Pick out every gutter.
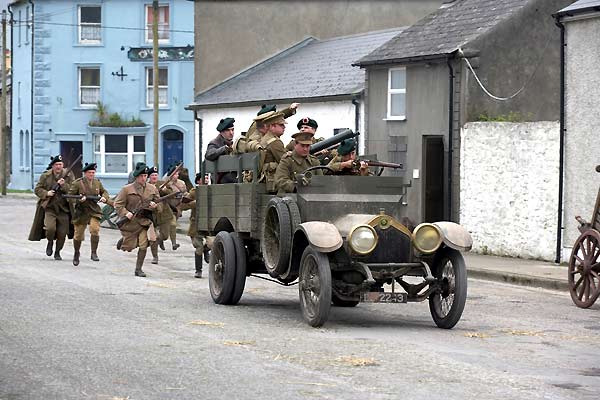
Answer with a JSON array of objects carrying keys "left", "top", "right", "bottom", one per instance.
[
  {"left": 351, "top": 96, "right": 360, "bottom": 156},
  {"left": 186, "top": 93, "right": 359, "bottom": 111},
  {"left": 554, "top": 15, "right": 566, "bottom": 264},
  {"left": 7, "top": 3, "right": 13, "bottom": 182},
  {"left": 353, "top": 53, "right": 449, "bottom": 68}
]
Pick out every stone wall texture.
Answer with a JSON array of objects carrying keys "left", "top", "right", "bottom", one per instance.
[{"left": 460, "top": 121, "right": 560, "bottom": 261}]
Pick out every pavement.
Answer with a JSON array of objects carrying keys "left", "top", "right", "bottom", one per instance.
[{"left": 5, "top": 192, "right": 571, "bottom": 293}]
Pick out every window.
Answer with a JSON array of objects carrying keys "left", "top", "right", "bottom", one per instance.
[
  {"left": 145, "top": 4, "right": 170, "bottom": 43},
  {"left": 19, "top": 130, "right": 30, "bottom": 170},
  {"left": 79, "top": 67, "right": 100, "bottom": 106},
  {"left": 25, "top": 6, "right": 30, "bottom": 45},
  {"left": 146, "top": 67, "right": 168, "bottom": 107},
  {"left": 17, "top": 10, "right": 21, "bottom": 46},
  {"left": 94, "top": 134, "right": 146, "bottom": 174},
  {"left": 78, "top": 5, "right": 101, "bottom": 43},
  {"left": 387, "top": 67, "right": 406, "bottom": 119}
]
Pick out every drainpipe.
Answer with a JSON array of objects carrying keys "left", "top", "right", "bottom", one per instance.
[
  {"left": 446, "top": 57, "right": 454, "bottom": 221},
  {"left": 28, "top": 0, "right": 34, "bottom": 188},
  {"left": 352, "top": 97, "right": 360, "bottom": 156},
  {"left": 554, "top": 17, "right": 566, "bottom": 264},
  {"left": 7, "top": 4, "right": 13, "bottom": 181},
  {"left": 194, "top": 109, "right": 202, "bottom": 173}
]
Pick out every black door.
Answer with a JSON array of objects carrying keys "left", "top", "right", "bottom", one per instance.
[
  {"left": 59, "top": 141, "right": 83, "bottom": 178},
  {"left": 423, "top": 136, "right": 445, "bottom": 222}
]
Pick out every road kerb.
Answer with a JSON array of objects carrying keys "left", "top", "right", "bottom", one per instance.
[{"left": 468, "top": 267, "right": 569, "bottom": 292}]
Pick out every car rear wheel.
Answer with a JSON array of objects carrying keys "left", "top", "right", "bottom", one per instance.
[
  {"left": 262, "top": 197, "right": 293, "bottom": 277},
  {"left": 299, "top": 246, "right": 332, "bottom": 327},
  {"left": 209, "top": 231, "right": 237, "bottom": 304},
  {"left": 428, "top": 248, "right": 467, "bottom": 329},
  {"left": 230, "top": 232, "right": 247, "bottom": 305}
]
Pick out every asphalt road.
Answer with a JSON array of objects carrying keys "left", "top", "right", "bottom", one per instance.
[{"left": 1, "top": 196, "right": 599, "bottom": 400}]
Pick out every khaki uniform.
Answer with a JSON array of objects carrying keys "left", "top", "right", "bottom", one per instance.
[
  {"left": 260, "top": 132, "right": 286, "bottom": 192},
  {"left": 274, "top": 151, "right": 322, "bottom": 194},
  {"left": 246, "top": 106, "right": 296, "bottom": 151},
  {"left": 69, "top": 177, "right": 111, "bottom": 241},
  {"left": 327, "top": 155, "right": 369, "bottom": 176},
  {"left": 153, "top": 181, "right": 174, "bottom": 241},
  {"left": 31, "top": 170, "right": 75, "bottom": 253},
  {"left": 114, "top": 182, "right": 160, "bottom": 252},
  {"left": 161, "top": 178, "right": 187, "bottom": 246}
]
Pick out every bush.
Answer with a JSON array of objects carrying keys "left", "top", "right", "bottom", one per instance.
[{"left": 89, "top": 102, "right": 146, "bottom": 127}]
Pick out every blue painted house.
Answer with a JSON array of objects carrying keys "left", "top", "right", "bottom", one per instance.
[{"left": 8, "top": 0, "right": 195, "bottom": 193}]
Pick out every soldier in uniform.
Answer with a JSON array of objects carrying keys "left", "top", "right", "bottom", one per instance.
[
  {"left": 285, "top": 117, "right": 318, "bottom": 151},
  {"left": 260, "top": 112, "right": 287, "bottom": 192},
  {"left": 30, "top": 155, "right": 75, "bottom": 260},
  {"left": 205, "top": 117, "right": 237, "bottom": 184},
  {"left": 68, "top": 162, "right": 112, "bottom": 266},
  {"left": 114, "top": 163, "right": 160, "bottom": 277},
  {"left": 328, "top": 138, "right": 369, "bottom": 176},
  {"left": 147, "top": 166, "right": 166, "bottom": 264},
  {"left": 161, "top": 164, "right": 188, "bottom": 250},
  {"left": 274, "top": 131, "right": 323, "bottom": 194},
  {"left": 180, "top": 172, "right": 209, "bottom": 278},
  {"left": 246, "top": 103, "right": 299, "bottom": 145}
]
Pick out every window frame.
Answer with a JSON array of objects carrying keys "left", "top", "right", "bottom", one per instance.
[
  {"left": 386, "top": 67, "right": 407, "bottom": 121},
  {"left": 17, "top": 10, "right": 21, "bottom": 47},
  {"left": 94, "top": 134, "right": 146, "bottom": 176},
  {"left": 25, "top": 6, "right": 30, "bottom": 45},
  {"left": 78, "top": 4, "right": 102, "bottom": 44},
  {"left": 145, "top": 66, "right": 169, "bottom": 108},
  {"left": 144, "top": 3, "right": 170, "bottom": 44},
  {"left": 78, "top": 66, "right": 101, "bottom": 108}
]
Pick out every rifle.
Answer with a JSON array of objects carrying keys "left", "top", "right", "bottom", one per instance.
[
  {"left": 41, "top": 153, "right": 83, "bottom": 209},
  {"left": 115, "top": 191, "right": 179, "bottom": 229},
  {"left": 62, "top": 194, "right": 103, "bottom": 203},
  {"left": 353, "top": 159, "right": 403, "bottom": 170},
  {"left": 158, "top": 162, "right": 183, "bottom": 192}
]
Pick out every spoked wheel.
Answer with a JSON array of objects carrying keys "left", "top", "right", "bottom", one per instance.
[
  {"left": 209, "top": 231, "right": 236, "bottom": 304},
  {"left": 298, "top": 246, "right": 332, "bottom": 327},
  {"left": 230, "top": 233, "right": 247, "bottom": 305},
  {"left": 568, "top": 230, "right": 600, "bottom": 308},
  {"left": 429, "top": 248, "right": 467, "bottom": 329},
  {"left": 261, "top": 198, "right": 293, "bottom": 277}
]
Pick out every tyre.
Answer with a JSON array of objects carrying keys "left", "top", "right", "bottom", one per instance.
[
  {"left": 298, "top": 246, "right": 332, "bottom": 327},
  {"left": 261, "top": 197, "right": 293, "bottom": 277},
  {"left": 278, "top": 197, "right": 302, "bottom": 282},
  {"left": 332, "top": 294, "right": 359, "bottom": 307},
  {"left": 209, "top": 231, "right": 237, "bottom": 304},
  {"left": 230, "top": 232, "right": 247, "bottom": 305},
  {"left": 428, "top": 248, "right": 467, "bottom": 329},
  {"left": 568, "top": 230, "right": 600, "bottom": 308}
]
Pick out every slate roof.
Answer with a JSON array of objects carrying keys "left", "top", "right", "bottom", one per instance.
[
  {"left": 190, "top": 29, "right": 404, "bottom": 108},
  {"left": 555, "top": 0, "right": 600, "bottom": 16},
  {"left": 355, "top": 0, "right": 530, "bottom": 67}
]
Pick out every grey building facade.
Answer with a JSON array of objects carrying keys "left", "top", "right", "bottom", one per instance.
[
  {"left": 192, "top": 0, "right": 443, "bottom": 93},
  {"left": 355, "top": 0, "right": 570, "bottom": 225},
  {"left": 555, "top": 0, "right": 600, "bottom": 258}
]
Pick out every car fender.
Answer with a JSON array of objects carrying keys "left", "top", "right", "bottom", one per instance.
[
  {"left": 433, "top": 221, "right": 473, "bottom": 252},
  {"left": 295, "top": 221, "right": 343, "bottom": 253}
]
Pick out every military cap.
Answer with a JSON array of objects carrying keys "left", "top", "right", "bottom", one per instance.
[
  {"left": 257, "top": 104, "right": 277, "bottom": 116},
  {"left": 82, "top": 162, "right": 97, "bottom": 172},
  {"left": 194, "top": 172, "right": 203, "bottom": 184},
  {"left": 297, "top": 117, "right": 318, "bottom": 130},
  {"left": 49, "top": 154, "right": 63, "bottom": 166},
  {"left": 253, "top": 110, "right": 275, "bottom": 122},
  {"left": 166, "top": 163, "right": 181, "bottom": 175},
  {"left": 217, "top": 117, "right": 235, "bottom": 132},
  {"left": 337, "top": 139, "right": 356, "bottom": 156},
  {"left": 264, "top": 112, "right": 287, "bottom": 126},
  {"left": 292, "top": 131, "right": 314, "bottom": 145},
  {"left": 132, "top": 162, "right": 148, "bottom": 177},
  {"left": 148, "top": 166, "right": 159, "bottom": 175}
]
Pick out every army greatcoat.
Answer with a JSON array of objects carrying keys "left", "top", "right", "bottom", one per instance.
[
  {"left": 29, "top": 169, "right": 75, "bottom": 241},
  {"left": 274, "top": 151, "right": 322, "bottom": 194},
  {"left": 114, "top": 182, "right": 160, "bottom": 251}
]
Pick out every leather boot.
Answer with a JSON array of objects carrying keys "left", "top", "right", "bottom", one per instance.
[
  {"left": 54, "top": 239, "right": 64, "bottom": 261},
  {"left": 90, "top": 236, "right": 100, "bottom": 261},
  {"left": 203, "top": 244, "right": 211, "bottom": 264},
  {"left": 171, "top": 226, "right": 179, "bottom": 250},
  {"left": 150, "top": 241, "right": 159, "bottom": 264},
  {"left": 116, "top": 237, "right": 123, "bottom": 250},
  {"left": 73, "top": 240, "right": 82, "bottom": 266},
  {"left": 194, "top": 254, "right": 203, "bottom": 278},
  {"left": 158, "top": 238, "right": 165, "bottom": 251},
  {"left": 46, "top": 240, "right": 54, "bottom": 256},
  {"left": 135, "top": 249, "right": 147, "bottom": 277}
]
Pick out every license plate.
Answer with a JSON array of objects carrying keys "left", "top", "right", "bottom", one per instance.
[{"left": 360, "top": 292, "right": 407, "bottom": 303}]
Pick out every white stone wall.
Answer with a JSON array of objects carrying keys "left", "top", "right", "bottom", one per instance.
[
  {"left": 563, "top": 15, "right": 600, "bottom": 260},
  {"left": 194, "top": 100, "right": 360, "bottom": 172},
  {"left": 460, "top": 121, "right": 560, "bottom": 261}
]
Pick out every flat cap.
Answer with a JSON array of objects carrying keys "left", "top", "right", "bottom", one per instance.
[{"left": 217, "top": 117, "right": 235, "bottom": 132}]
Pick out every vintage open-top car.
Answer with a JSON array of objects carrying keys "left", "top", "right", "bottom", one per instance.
[{"left": 196, "top": 136, "right": 473, "bottom": 328}]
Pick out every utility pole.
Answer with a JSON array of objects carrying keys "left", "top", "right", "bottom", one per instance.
[
  {"left": 152, "top": 0, "right": 159, "bottom": 169},
  {"left": 0, "top": 10, "right": 7, "bottom": 196}
]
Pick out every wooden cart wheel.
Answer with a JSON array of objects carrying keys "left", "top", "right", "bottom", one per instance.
[{"left": 568, "top": 230, "right": 600, "bottom": 308}]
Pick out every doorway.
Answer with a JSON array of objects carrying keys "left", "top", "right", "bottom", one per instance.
[
  {"left": 162, "top": 129, "right": 184, "bottom": 175},
  {"left": 423, "top": 136, "right": 445, "bottom": 222},
  {"left": 59, "top": 141, "right": 83, "bottom": 178}
]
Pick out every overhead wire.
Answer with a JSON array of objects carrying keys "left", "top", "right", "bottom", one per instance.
[{"left": 10, "top": 20, "right": 194, "bottom": 34}]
